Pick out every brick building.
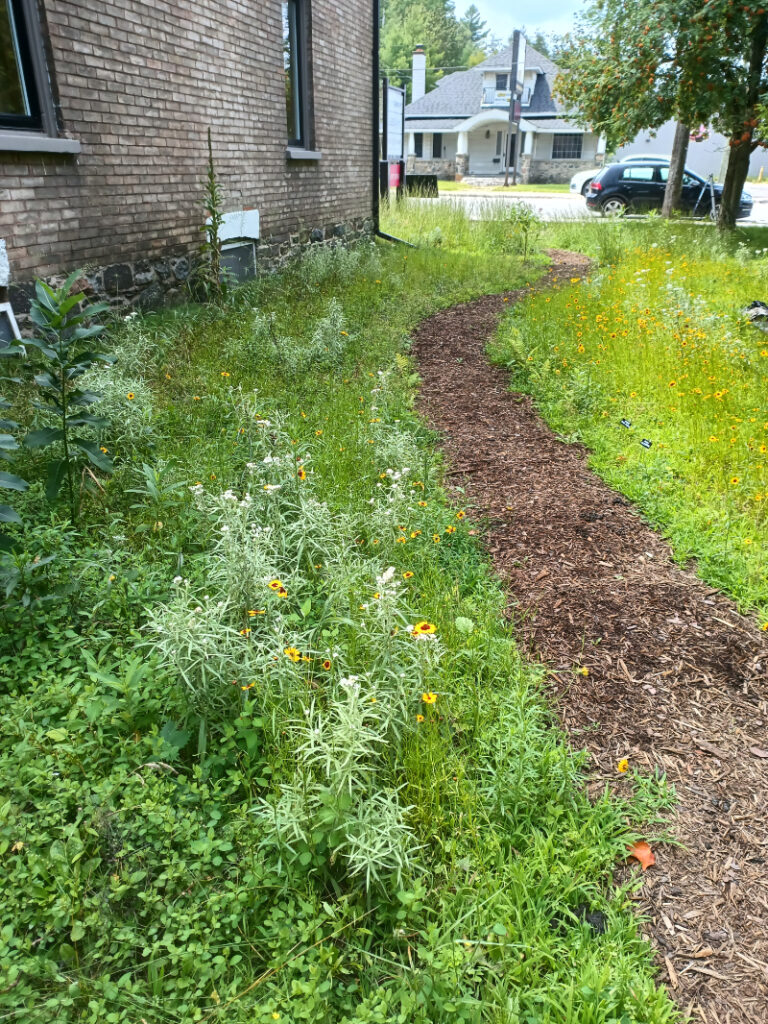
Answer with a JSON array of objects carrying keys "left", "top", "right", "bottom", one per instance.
[{"left": 0, "top": 0, "right": 377, "bottom": 310}]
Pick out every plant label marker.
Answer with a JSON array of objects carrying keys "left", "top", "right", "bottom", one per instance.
[
  {"left": 620, "top": 418, "right": 631, "bottom": 428},
  {"left": 640, "top": 439, "right": 652, "bottom": 449}
]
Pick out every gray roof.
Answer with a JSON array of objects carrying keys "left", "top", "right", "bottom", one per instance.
[
  {"left": 523, "top": 116, "right": 579, "bottom": 131},
  {"left": 404, "top": 43, "right": 567, "bottom": 123},
  {"left": 404, "top": 117, "right": 465, "bottom": 131}
]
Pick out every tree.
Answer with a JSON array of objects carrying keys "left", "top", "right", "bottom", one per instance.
[
  {"left": 380, "top": 0, "right": 476, "bottom": 96},
  {"left": 462, "top": 4, "right": 488, "bottom": 47},
  {"left": 555, "top": 0, "right": 768, "bottom": 227}
]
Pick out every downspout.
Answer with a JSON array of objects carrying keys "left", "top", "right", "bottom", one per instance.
[{"left": 372, "top": 0, "right": 415, "bottom": 247}]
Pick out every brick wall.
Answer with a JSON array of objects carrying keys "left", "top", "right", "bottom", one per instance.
[{"left": 0, "top": 0, "right": 375, "bottom": 306}]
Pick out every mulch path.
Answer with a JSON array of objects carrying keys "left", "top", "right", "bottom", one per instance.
[{"left": 412, "top": 250, "right": 768, "bottom": 1024}]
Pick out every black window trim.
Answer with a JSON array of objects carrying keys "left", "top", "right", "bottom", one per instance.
[
  {"left": 0, "top": 0, "right": 80, "bottom": 153},
  {"left": 283, "top": 0, "right": 320, "bottom": 162},
  {"left": 414, "top": 131, "right": 423, "bottom": 158},
  {"left": 431, "top": 131, "right": 442, "bottom": 159},
  {"left": 551, "top": 133, "right": 583, "bottom": 160}
]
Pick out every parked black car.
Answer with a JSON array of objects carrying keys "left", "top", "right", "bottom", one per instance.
[{"left": 586, "top": 162, "right": 753, "bottom": 219}]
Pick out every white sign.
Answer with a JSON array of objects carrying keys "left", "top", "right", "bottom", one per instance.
[
  {"left": 206, "top": 209, "right": 260, "bottom": 242},
  {"left": 386, "top": 85, "right": 404, "bottom": 161},
  {"left": 515, "top": 36, "right": 527, "bottom": 95}
]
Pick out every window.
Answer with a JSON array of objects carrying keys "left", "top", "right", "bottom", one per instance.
[
  {"left": 0, "top": 0, "right": 77, "bottom": 151},
  {"left": 551, "top": 134, "right": 583, "bottom": 160},
  {"left": 495, "top": 131, "right": 503, "bottom": 156},
  {"left": 282, "top": 0, "right": 317, "bottom": 157},
  {"left": 431, "top": 132, "right": 442, "bottom": 159},
  {"left": 0, "top": 0, "right": 40, "bottom": 130},
  {"left": 659, "top": 167, "right": 702, "bottom": 187},
  {"left": 414, "top": 132, "right": 423, "bottom": 158},
  {"left": 621, "top": 166, "right": 655, "bottom": 180},
  {"left": 495, "top": 73, "right": 508, "bottom": 91}
]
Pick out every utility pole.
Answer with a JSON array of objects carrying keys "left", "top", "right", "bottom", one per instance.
[{"left": 503, "top": 30, "right": 525, "bottom": 186}]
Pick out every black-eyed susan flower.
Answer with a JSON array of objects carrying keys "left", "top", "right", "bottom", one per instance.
[
  {"left": 284, "top": 647, "right": 301, "bottom": 663},
  {"left": 126, "top": 392, "right": 135, "bottom": 400},
  {"left": 416, "top": 714, "right": 425, "bottom": 723},
  {"left": 100, "top": 446, "right": 108, "bottom": 454},
  {"left": 445, "top": 525, "right": 456, "bottom": 534},
  {"left": 455, "top": 510, "right": 465, "bottom": 519}
]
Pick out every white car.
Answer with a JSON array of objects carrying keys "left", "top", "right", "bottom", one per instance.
[{"left": 570, "top": 154, "right": 670, "bottom": 196}]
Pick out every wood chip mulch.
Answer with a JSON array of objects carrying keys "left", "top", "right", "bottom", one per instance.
[{"left": 412, "top": 250, "right": 768, "bottom": 1024}]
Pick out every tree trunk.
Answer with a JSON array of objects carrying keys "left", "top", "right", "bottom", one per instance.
[
  {"left": 718, "top": 140, "right": 752, "bottom": 230},
  {"left": 718, "top": 12, "right": 768, "bottom": 230},
  {"left": 662, "top": 121, "right": 690, "bottom": 217}
]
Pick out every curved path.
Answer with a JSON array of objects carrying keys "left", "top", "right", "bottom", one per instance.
[{"left": 413, "top": 251, "right": 768, "bottom": 1024}]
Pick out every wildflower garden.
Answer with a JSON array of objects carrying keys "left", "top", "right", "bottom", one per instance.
[{"left": 1, "top": 208, "right": 766, "bottom": 1022}]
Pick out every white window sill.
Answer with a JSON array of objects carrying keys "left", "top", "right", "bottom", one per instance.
[
  {"left": 0, "top": 132, "right": 81, "bottom": 155},
  {"left": 286, "top": 146, "right": 321, "bottom": 161}
]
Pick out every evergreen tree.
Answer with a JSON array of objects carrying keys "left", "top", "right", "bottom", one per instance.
[
  {"left": 380, "top": 0, "right": 475, "bottom": 97},
  {"left": 462, "top": 4, "right": 488, "bottom": 46}
]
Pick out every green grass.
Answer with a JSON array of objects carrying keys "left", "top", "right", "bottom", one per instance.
[
  {"left": 439, "top": 181, "right": 571, "bottom": 193},
  {"left": 490, "top": 218, "right": 768, "bottom": 625},
  {"left": 0, "top": 231, "right": 678, "bottom": 1023}
]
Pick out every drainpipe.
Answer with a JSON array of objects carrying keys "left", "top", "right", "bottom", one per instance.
[{"left": 372, "top": 0, "right": 415, "bottom": 247}]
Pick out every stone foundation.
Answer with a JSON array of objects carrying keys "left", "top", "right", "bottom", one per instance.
[
  {"left": 406, "top": 156, "right": 456, "bottom": 180},
  {"left": 7, "top": 218, "right": 374, "bottom": 317},
  {"left": 525, "top": 158, "right": 602, "bottom": 184}
]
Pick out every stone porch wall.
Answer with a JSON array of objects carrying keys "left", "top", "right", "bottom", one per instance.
[
  {"left": 524, "top": 157, "right": 601, "bottom": 184},
  {"left": 406, "top": 156, "right": 457, "bottom": 180}
]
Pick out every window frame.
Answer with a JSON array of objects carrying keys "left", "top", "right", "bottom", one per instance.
[
  {"left": 431, "top": 132, "right": 442, "bottom": 159},
  {"left": 495, "top": 73, "right": 508, "bottom": 91},
  {"left": 551, "top": 133, "right": 583, "bottom": 160},
  {"left": 282, "top": 0, "right": 319, "bottom": 161},
  {"left": 0, "top": 0, "right": 79, "bottom": 153},
  {"left": 414, "top": 132, "right": 423, "bottom": 158}
]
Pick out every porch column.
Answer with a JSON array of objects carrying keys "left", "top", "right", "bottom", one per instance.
[
  {"left": 523, "top": 130, "right": 534, "bottom": 155},
  {"left": 456, "top": 130, "right": 469, "bottom": 177}
]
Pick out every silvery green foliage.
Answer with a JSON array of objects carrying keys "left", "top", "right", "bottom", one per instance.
[
  {"left": 146, "top": 383, "right": 438, "bottom": 891},
  {"left": 296, "top": 240, "right": 382, "bottom": 289}
]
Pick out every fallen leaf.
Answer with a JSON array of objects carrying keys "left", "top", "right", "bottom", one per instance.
[
  {"left": 627, "top": 841, "right": 656, "bottom": 871},
  {"left": 664, "top": 955, "right": 678, "bottom": 988},
  {"left": 749, "top": 746, "right": 768, "bottom": 758}
]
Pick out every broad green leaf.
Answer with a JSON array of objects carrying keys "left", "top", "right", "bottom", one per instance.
[
  {"left": 45, "top": 459, "right": 67, "bottom": 502},
  {"left": 454, "top": 616, "right": 475, "bottom": 634},
  {"left": 0, "top": 435, "right": 19, "bottom": 450},
  {"left": 0, "top": 505, "right": 21, "bottom": 524},
  {"left": 72, "top": 438, "right": 113, "bottom": 473},
  {"left": 25, "top": 427, "right": 64, "bottom": 448},
  {"left": 0, "top": 471, "right": 28, "bottom": 492}
]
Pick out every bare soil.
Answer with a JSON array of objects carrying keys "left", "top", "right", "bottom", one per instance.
[{"left": 412, "top": 250, "right": 768, "bottom": 1024}]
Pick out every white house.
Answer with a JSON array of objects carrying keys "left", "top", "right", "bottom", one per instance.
[{"left": 404, "top": 43, "right": 605, "bottom": 182}]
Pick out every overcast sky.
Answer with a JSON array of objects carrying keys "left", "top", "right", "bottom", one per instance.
[{"left": 470, "top": 0, "right": 584, "bottom": 41}]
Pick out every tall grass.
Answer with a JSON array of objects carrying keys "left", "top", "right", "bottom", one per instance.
[{"left": 491, "top": 221, "right": 768, "bottom": 622}]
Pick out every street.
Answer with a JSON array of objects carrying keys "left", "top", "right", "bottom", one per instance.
[{"left": 434, "top": 182, "right": 768, "bottom": 225}]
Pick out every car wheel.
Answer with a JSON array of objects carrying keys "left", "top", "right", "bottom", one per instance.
[
  {"left": 581, "top": 180, "right": 592, "bottom": 196},
  {"left": 601, "top": 196, "right": 627, "bottom": 216}
]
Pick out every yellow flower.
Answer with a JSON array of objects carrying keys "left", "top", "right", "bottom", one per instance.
[
  {"left": 315, "top": 429, "right": 323, "bottom": 436},
  {"left": 284, "top": 647, "right": 301, "bottom": 663},
  {"left": 422, "top": 692, "right": 437, "bottom": 704},
  {"left": 268, "top": 580, "right": 284, "bottom": 591},
  {"left": 322, "top": 659, "right": 332, "bottom": 670},
  {"left": 272, "top": 1015, "right": 280, "bottom": 1021},
  {"left": 445, "top": 525, "right": 456, "bottom": 534},
  {"left": 100, "top": 445, "right": 108, "bottom": 454},
  {"left": 744, "top": 538, "right": 753, "bottom": 545},
  {"left": 410, "top": 530, "right": 421, "bottom": 538},
  {"left": 220, "top": 371, "right": 231, "bottom": 378},
  {"left": 108, "top": 574, "right": 116, "bottom": 582},
  {"left": 455, "top": 510, "right": 465, "bottom": 520},
  {"left": 193, "top": 395, "right": 201, "bottom": 401},
  {"left": 730, "top": 476, "right": 740, "bottom": 485},
  {"left": 403, "top": 571, "right": 414, "bottom": 579},
  {"left": 576, "top": 666, "right": 589, "bottom": 677},
  {"left": 126, "top": 392, "right": 135, "bottom": 400},
  {"left": 416, "top": 714, "right": 425, "bottom": 723},
  {"left": 240, "top": 628, "right": 251, "bottom": 636},
  {"left": 418, "top": 500, "right": 428, "bottom": 507},
  {"left": 298, "top": 467, "right": 307, "bottom": 481},
  {"left": 433, "top": 534, "right": 440, "bottom": 543},
  {"left": 340, "top": 330, "right": 348, "bottom": 336},
  {"left": 412, "top": 621, "right": 436, "bottom": 636},
  {"left": 247, "top": 609, "right": 265, "bottom": 616},
  {"left": 617, "top": 758, "right": 629, "bottom": 774},
  {"left": 396, "top": 536, "right": 407, "bottom": 544}
]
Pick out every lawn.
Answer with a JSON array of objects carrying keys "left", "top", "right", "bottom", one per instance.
[
  {"left": 0, "top": 232, "right": 677, "bottom": 1022},
  {"left": 439, "top": 180, "right": 571, "bottom": 193}
]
